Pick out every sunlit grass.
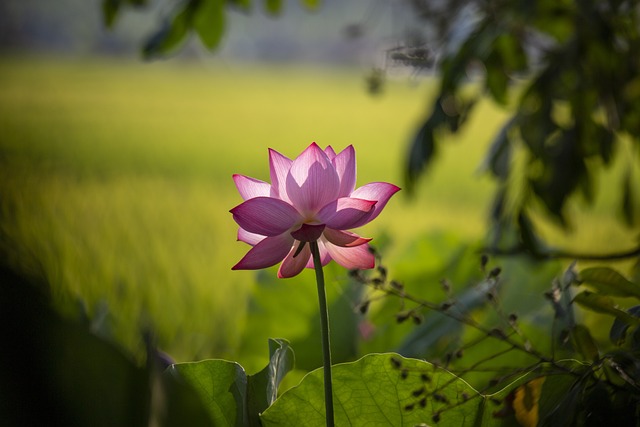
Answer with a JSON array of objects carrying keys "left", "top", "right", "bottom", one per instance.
[{"left": 1, "top": 56, "right": 634, "bottom": 365}]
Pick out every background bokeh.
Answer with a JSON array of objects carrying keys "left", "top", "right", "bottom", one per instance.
[{"left": 1, "top": 0, "right": 635, "bottom": 374}]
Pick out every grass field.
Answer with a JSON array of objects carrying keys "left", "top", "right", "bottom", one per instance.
[{"left": 1, "top": 56, "right": 635, "bottom": 367}]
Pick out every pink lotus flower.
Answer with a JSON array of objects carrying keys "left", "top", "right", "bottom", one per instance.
[{"left": 230, "top": 143, "right": 400, "bottom": 278}]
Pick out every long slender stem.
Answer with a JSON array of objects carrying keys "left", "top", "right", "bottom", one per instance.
[{"left": 310, "top": 241, "right": 334, "bottom": 427}]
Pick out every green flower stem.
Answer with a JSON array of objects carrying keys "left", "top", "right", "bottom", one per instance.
[{"left": 310, "top": 241, "right": 335, "bottom": 427}]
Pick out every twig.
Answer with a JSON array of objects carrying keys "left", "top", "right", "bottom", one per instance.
[{"left": 482, "top": 244, "right": 640, "bottom": 261}]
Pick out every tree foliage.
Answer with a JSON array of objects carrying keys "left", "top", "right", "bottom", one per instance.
[
  {"left": 6, "top": 245, "right": 640, "bottom": 426},
  {"left": 400, "top": 0, "right": 640, "bottom": 256},
  {"left": 86, "top": 1, "right": 640, "bottom": 425},
  {"left": 103, "top": 0, "right": 319, "bottom": 59},
  {"left": 107, "top": 0, "right": 640, "bottom": 256}
]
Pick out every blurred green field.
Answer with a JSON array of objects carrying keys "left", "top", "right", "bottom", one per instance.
[{"left": 0, "top": 56, "right": 635, "bottom": 369}]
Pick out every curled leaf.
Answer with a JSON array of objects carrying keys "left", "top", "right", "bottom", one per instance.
[{"left": 261, "top": 353, "right": 482, "bottom": 426}]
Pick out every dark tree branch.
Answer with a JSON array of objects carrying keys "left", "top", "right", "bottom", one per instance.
[{"left": 482, "top": 244, "right": 640, "bottom": 261}]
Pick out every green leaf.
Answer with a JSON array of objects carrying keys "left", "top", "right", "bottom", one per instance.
[
  {"left": 580, "top": 382, "right": 614, "bottom": 425},
  {"left": 570, "top": 324, "right": 599, "bottom": 362},
  {"left": 160, "top": 365, "right": 217, "bottom": 427},
  {"left": 495, "top": 33, "right": 527, "bottom": 72},
  {"left": 406, "top": 91, "right": 476, "bottom": 193},
  {"left": 194, "top": 0, "right": 225, "bottom": 50},
  {"left": 170, "top": 339, "right": 295, "bottom": 427},
  {"left": 405, "top": 116, "right": 438, "bottom": 193},
  {"left": 143, "top": 8, "right": 191, "bottom": 59},
  {"left": 440, "top": 18, "right": 494, "bottom": 94},
  {"left": 578, "top": 267, "right": 640, "bottom": 299},
  {"left": 489, "top": 361, "right": 588, "bottom": 426},
  {"left": 609, "top": 305, "right": 640, "bottom": 346},
  {"left": 102, "top": 0, "right": 148, "bottom": 28},
  {"left": 300, "top": 0, "right": 320, "bottom": 9},
  {"left": 604, "top": 350, "right": 640, "bottom": 389},
  {"left": 485, "top": 60, "right": 509, "bottom": 105},
  {"left": 169, "top": 360, "right": 247, "bottom": 426},
  {"left": 573, "top": 291, "right": 617, "bottom": 315},
  {"left": 246, "top": 338, "right": 295, "bottom": 425},
  {"left": 228, "top": 0, "right": 252, "bottom": 11},
  {"left": 264, "top": 0, "right": 283, "bottom": 15},
  {"left": 538, "top": 374, "right": 582, "bottom": 426},
  {"left": 261, "top": 353, "right": 483, "bottom": 426},
  {"left": 622, "top": 168, "right": 636, "bottom": 227},
  {"left": 102, "top": 0, "right": 121, "bottom": 28},
  {"left": 518, "top": 211, "right": 545, "bottom": 256},
  {"left": 573, "top": 291, "right": 640, "bottom": 325},
  {"left": 530, "top": 127, "right": 587, "bottom": 224},
  {"left": 531, "top": 0, "right": 574, "bottom": 43},
  {"left": 482, "top": 116, "right": 515, "bottom": 180}
]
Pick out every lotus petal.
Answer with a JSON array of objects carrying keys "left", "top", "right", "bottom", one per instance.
[
  {"left": 323, "top": 228, "right": 371, "bottom": 247},
  {"left": 278, "top": 242, "right": 311, "bottom": 278},
  {"left": 325, "top": 242, "right": 375, "bottom": 270},
  {"left": 348, "top": 182, "right": 401, "bottom": 228},
  {"left": 291, "top": 223, "right": 326, "bottom": 242},
  {"left": 316, "top": 197, "right": 376, "bottom": 230},
  {"left": 232, "top": 233, "right": 294, "bottom": 270},
  {"left": 269, "top": 148, "right": 293, "bottom": 202},
  {"left": 237, "top": 228, "right": 264, "bottom": 246},
  {"left": 286, "top": 142, "right": 340, "bottom": 215},
  {"left": 231, "top": 143, "right": 399, "bottom": 277},
  {"left": 324, "top": 145, "right": 337, "bottom": 160},
  {"left": 230, "top": 197, "right": 301, "bottom": 236},
  {"left": 305, "top": 239, "right": 331, "bottom": 268},
  {"left": 332, "top": 145, "right": 356, "bottom": 197},
  {"left": 233, "top": 174, "right": 271, "bottom": 200}
]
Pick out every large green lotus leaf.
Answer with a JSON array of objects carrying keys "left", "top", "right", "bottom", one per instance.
[
  {"left": 168, "top": 338, "right": 294, "bottom": 427},
  {"left": 261, "top": 353, "right": 489, "bottom": 426},
  {"left": 168, "top": 360, "right": 247, "bottom": 426}
]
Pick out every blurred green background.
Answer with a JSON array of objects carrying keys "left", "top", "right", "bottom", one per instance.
[
  {"left": 1, "top": 1, "right": 636, "bottom": 375},
  {"left": 0, "top": 56, "right": 498, "bottom": 365}
]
